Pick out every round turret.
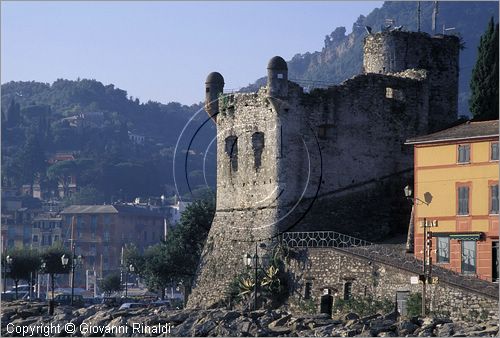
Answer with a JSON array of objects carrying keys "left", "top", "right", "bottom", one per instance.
[
  {"left": 267, "top": 56, "right": 288, "bottom": 71},
  {"left": 267, "top": 56, "right": 288, "bottom": 98},
  {"left": 205, "top": 72, "right": 225, "bottom": 122}
]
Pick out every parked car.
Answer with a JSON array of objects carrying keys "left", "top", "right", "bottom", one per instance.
[
  {"left": 8, "top": 284, "right": 33, "bottom": 293},
  {"left": 1, "top": 292, "right": 16, "bottom": 301},
  {"left": 4, "top": 291, "right": 29, "bottom": 300},
  {"left": 150, "top": 300, "right": 172, "bottom": 308},
  {"left": 53, "top": 294, "right": 84, "bottom": 307},
  {"left": 119, "top": 302, "right": 147, "bottom": 310}
]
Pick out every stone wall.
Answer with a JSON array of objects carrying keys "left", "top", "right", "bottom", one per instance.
[
  {"left": 286, "top": 247, "right": 498, "bottom": 321},
  {"left": 363, "top": 31, "right": 460, "bottom": 130}
]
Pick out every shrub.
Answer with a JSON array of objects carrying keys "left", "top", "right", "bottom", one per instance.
[
  {"left": 406, "top": 293, "right": 422, "bottom": 317},
  {"left": 333, "top": 296, "right": 394, "bottom": 317}
]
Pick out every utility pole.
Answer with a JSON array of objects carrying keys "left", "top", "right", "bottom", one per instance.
[
  {"left": 417, "top": 2, "right": 421, "bottom": 32},
  {"left": 432, "top": 1, "right": 439, "bottom": 34},
  {"left": 254, "top": 242, "right": 258, "bottom": 311},
  {"left": 70, "top": 216, "right": 76, "bottom": 306},
  {"left": 421, "top": 218, "right": 433, "bottom": 316}
]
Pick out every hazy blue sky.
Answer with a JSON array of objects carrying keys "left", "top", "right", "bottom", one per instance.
[{"left": 1, "top": 1, "right": 383, "bottom": 105}]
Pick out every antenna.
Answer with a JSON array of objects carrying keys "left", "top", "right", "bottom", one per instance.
[
  {"left": 417, "top": 2, "right": 421, "bottom": 32},
  {"left": 443, "top": 25, "right": 456, "bottom": 35},
  {"left": 432, "top": 1, "right": 439, "bottom": 34}
]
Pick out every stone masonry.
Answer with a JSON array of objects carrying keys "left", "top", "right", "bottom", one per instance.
[
  {"left": 188, "top": 31, "right": 461, "bottom": 308},
  {"left": 286, "top": 246, "right": 498, "bottom": 321}
]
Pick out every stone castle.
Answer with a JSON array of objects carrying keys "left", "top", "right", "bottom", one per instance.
[{"left": 188, "top": 31, "right": 460, "bottom": 308}]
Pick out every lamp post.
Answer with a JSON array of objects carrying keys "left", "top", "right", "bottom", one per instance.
[
  {"left": 125, "top": 264, "right": 134, "bottom": 298},
  {"left": 404, "top": 185, "right": 433, "bottom": 317},
  {"left": 243, "top": 242, "right": 268, "bottom": 311},
  {"left": 62, "top": 253, "right": 82, "bottom": 306},
  {"left": 4, "top": 255, "right": 12, "bottom": 293}
]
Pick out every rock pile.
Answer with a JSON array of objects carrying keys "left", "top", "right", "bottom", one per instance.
[{"left": 1, "top": 301, "right": 498, "bottom": 337}]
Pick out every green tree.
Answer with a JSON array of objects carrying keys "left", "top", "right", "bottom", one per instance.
[
  {"left": 123, "top": 244, "right": 145, "bottom": 277},
  {"left": 133, "top": 196, "right": 215, "bottom": 299},
  {"left": 5, "top": 248, "right": 41, "bottom": 299},
  {"left": 469, "top": 17, "right": 499, "bottom": 120},
  {"left": 41, "top": 245, "right": 71, "bottom": 300},
  {"left": 143, "top": 243, "right": 171, "bottom": 299},
  {"left": 5, "top": 98, "right": 21, "bottom": 127},
  {"left": 46, "top": 160, "right": 77, "bottom": 198},
  {"left": 14, "top": 134, "right": 46, "bottom": 187},
  {"left": 64, "top": 185, "right": 105, "bottom": 206},
  {"left": 99, "top": 273, "right": 122, "bottom": 296}
]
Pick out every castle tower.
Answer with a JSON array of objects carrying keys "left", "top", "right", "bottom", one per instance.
[
  {"left": 267, "top": 56, "right": 288, "bottom": 98},
  {"left": 363, "top": 31, "right": 460, "bottom": 130},
  {"left": 205, "top": 72, "right": 225, "bottom": 121}
]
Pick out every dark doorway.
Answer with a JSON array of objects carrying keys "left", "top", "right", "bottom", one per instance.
[
  {"left": 493, "top": 241, "right": 499, "bottom": 282},
  {"left": 320, "top": 291, "right": 333, "bottom": 317}
]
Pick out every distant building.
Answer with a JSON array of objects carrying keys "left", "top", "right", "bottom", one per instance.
[
  {"left": 59, "top": 204, "right": 165, "bottom": 288},
  {"left": 406, "top": 120, "right": 499, "bottom": 282},
  {"left": 1, "top": 197, "right": 42, "bottom": 249},
  {"left": 31, "top": 213, "right": 63, "bottom": 249},
  {"left": 128, "top": 131, "right": 146, "bottom": 145},
  {"left": 165, "top": 199, "right": 191, "bottom": 226}
]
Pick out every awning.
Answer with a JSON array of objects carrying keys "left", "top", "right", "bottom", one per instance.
[{"left": 449, "top": 233, "right": 482, "bottom": 241}]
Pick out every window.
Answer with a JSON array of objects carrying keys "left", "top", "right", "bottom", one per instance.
[
  {"left": 458, "top": 144, "right": 470, "bottom": 163},
  {"left": 91, "top": 223, "right": 97, "bottom": 240},
  {"left": 104, "top": 215, "right": 111, "bottom": 225},
  {"left": 252, "top": 132, "right": 265, "bottom": 170},
  {"left": 343, "top": 282, "right": 352, "bottom": 301},
  {"left": 457, "top": 186, "right": 469, "bottom": 215},
  {"left": 491, "top": 142, "right": 499, "bottom": 161},
  {"left": 224, "top": 136, "right": 238, "bottom": 172},
  {"left": 53, "top": 235, "right": 59, "bottom": 243},
  {"left": 437, "top": 237, "right": 450, "bottom": 263},
  {"left": 491, "top": 184, "right": 499, "bottom": 214},
  {"left": 32, "top": 235, "right": 39, "bottom": 242},
  {"left": 461, "top": 240, "right": 476, "bottom": 274},
  {"left": 91, "top": 215, "right": 97, "bottom": 226},
  {"left": 304, "top": 282, "right": 312, "bottom": 300},
  {"left": 103, "top": 231, "right": 110, "bottom": 242}
]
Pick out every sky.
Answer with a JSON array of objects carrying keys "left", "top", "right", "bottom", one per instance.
[{"left": 1, "top": 1, "right": 384, "bottom": 105}]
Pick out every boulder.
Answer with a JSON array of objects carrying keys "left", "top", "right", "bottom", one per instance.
[
  {"left": 435, "top": 322, "right": 455, "bottom": 337},
  {"left": 193, "top": 319, "right": 217, "bottom": 336},
  {"left": 268, "top": 313, "right": 292, "bottom": 328},
  {"left": 397, "top": 319, "right": 419, "bottom": 336},
  {"left": 345, "top": 312, "right": 360, "bottom": 321}
]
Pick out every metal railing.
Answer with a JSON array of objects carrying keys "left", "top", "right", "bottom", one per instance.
[
  {"left": 282, "top": 231, "right": 499, "bottom": 299},
  {"left": 282, "top": 231, "right": 372, "bottom": 248}
]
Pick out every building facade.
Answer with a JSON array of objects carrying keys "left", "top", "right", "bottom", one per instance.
[
  {"left": 406, "top": 120, "right": 499, "bottom": 282},
  {"left": 189, "top": 30, "right": 460, "bottom": 308},
  {"left": 59, "top": 204, "right": 165, "bottom": 288}
]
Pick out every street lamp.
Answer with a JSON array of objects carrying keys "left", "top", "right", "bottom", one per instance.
[
  {"left": 125, "top": 264, "right": 135, "bottom": 298},
  {"left": 404, "top": 185, "right": 433, "bottom": 316},
  {"left": 4, "top": 255, "right": 12, "bottom": 293},
  {"left": 244, "top": 242, "right": 268, "bottom": 311},
  {"left": 62, "top": 253, "right": 82, "bottom": 306}
]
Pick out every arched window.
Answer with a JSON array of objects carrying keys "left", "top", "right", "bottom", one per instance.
[
  {"left": 225, "top": 136, "right": 238, "bottom": 172},
  {"left": 252, "top": 132, "right": 265, "bottom": 170}
]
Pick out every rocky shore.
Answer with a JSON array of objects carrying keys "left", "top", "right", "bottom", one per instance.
[{"left": 1, "top": 301, "right": 498, "bottom": 337}]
